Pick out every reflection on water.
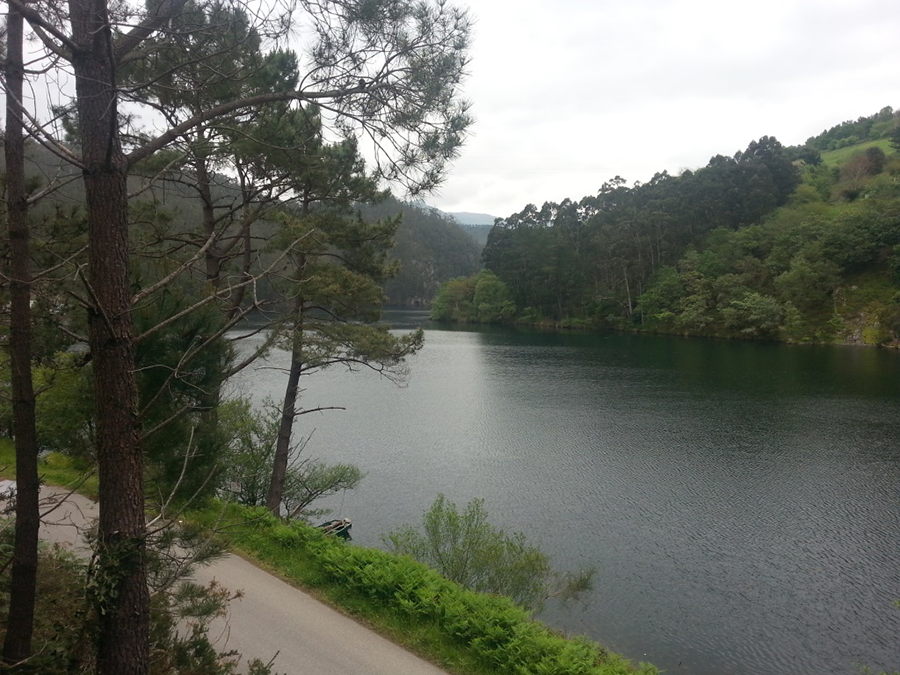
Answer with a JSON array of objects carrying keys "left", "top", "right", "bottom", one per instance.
[{"left": 230, "top": 316, "right": 900, "bottom": 675}]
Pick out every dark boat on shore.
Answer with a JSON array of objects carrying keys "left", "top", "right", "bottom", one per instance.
[{"left": 317, "top": 518, "right": 352, "bottom": 540}]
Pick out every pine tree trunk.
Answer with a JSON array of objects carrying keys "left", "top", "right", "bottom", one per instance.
[
  {"left": 70, "top": 1, "right": 149, "bottom": 673},
  {"left": 2, "top": 5, "right": 41, "bottom": 665},
  {"left": 266, "top": 299, "right": 304, "bottom": 515}
]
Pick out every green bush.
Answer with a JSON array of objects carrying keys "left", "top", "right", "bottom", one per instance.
[
  {"left": 383, "top": 495, "right": 592, "bottom": 612},
  {"left": 197, "top": 501, "right": 658, "bottom": 675}
]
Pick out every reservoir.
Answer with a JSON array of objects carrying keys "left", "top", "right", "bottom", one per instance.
[{"left": 231, "top": 313, "right": 900, "bottom": 675}]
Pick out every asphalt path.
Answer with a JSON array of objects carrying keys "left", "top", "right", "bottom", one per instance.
[{"left": 14, "top": 486, "right": 450, "bottom": 675}]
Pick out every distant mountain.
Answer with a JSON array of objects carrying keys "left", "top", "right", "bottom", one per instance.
[{"left": 449, "top": 211, "right": 497, "bottom": 226}]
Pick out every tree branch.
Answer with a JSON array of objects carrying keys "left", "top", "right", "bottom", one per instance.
[{"left": 113, "top": 0, "right": 191, "bottom": 64}]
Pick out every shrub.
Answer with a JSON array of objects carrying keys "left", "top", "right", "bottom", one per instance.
[{"left": 383, "top": 495, "right": 593, "bottom": 613}]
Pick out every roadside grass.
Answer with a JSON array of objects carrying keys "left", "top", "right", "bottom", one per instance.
[
  {"left": 3, "top": 441, "right": 658, "bottom": 675},
  {"left": 0, "top": 439, "right": 99, "bottom": 498},
  {"left": 192, "top": 502, "right": 658, "bottom": 675}
]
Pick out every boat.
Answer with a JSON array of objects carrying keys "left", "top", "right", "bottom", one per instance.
[{"left": 316, "top": 517, "right": 352, "bottom": 540}]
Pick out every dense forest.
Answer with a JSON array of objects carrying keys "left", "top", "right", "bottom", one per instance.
[{"left": 432, "top": 108, "right": 900, "bottom": 346}]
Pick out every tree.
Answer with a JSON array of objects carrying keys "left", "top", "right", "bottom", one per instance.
[
  {"left": 264, "top": 203, "right": 423, "bottom": 514},
  {"left": 219, "top": 398, "right": 363, "bottom": 519},
  {"left": 10, "top": 0, "right": 471, "bottom": 671},
  {"left": 473, "top": 270, "right": 515, "bottom": 323},
  {"left": 384, "top": 495, "right": 593, "bottom": 613},
  {"left": 1, "top": 2, "right": 41, "bottom": 664},
  {"left": 887, "top": 124, "right": 900, "bottom": 154},
  {"left": 430, "top": 270, "right": 515, "bottom": 323},
  {"left": 721, "top": 292, "right": 782, "bottom": 338},
  {"left": 430, "top": 275, "right": 477, "bottom": 321}
]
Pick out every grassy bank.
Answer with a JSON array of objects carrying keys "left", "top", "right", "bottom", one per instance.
[
  {"left": 1, "top": 441, "right": 658, "bottom": 675},
  {"left": 193, "top": 502, "right": 658, "bottom": 675},
  {"left": 0, "top": 439, "right": 99, "bottom": 498}
]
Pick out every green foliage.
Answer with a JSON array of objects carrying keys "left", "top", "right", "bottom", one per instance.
[
  {"left": 636, "top": 267, "right": 685, "bottom": 327},
  {"left": 430, "top": 275, "right": 477, "bottom": 321},
  {"left": 26, "top": 284, "right": 239, "bottom": 505},
  {"left": 0, "top": 537, "right": 94, "bottom": 673},
  {"left": 384, "top": 495, "right": 594, "bottom": 613},
  {"left": 473, "top": 270, "right": 517, "bottom": 323},
  {"left": 720, "top": 292, "right": 782, "bottom": 339},
  {"left": 431, "top": 271, "right": 516, "bottom": 323},
  {"left": 218, "top": 398, "right": 363, "bottom": 519},
  {"left": 192, "top": 501, "right": 657, "bottom": 675},
  {"left": 472, "top": 121, "right": 900, "bottom": 345},
  {"left": 0, "top": 519, "right": 263, "bottom": 675},
  {"left": 136, "top": 296, "right": 234, "bottom": 505},
  {"left": 890, "top": 124, "right": 900, "bottom": 154},
  {"left": 479, "top": 137, "right": 802, "bottom": 326},
  {"left": 806, "top": 106, "right": 899, "bottom": 152},
  {"left": 33, "top": 353, "right": 95, "bottom": 461}
]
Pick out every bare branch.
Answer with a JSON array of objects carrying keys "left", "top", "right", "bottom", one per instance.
[{"left": 8, "top": 0, "right": 77, "bottom": 59}]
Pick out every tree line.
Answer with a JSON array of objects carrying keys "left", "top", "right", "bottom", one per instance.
[{"left": 433, "top": 127, "right": 900, "bottom": 345}]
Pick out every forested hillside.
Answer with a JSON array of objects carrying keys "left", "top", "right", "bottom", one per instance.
[
  {"left": 12, "top": 142, "right": 479, "bottom": 311},
  {"left": 360, "top": 198, "right": 481, "bottom": 306},
  {"left": 432, "top": 108, "right": 900, "bottom": 346}
]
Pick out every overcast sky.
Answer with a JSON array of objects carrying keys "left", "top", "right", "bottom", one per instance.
[{"left": 428, "top": 0, "right": 900, "bottom": 218}]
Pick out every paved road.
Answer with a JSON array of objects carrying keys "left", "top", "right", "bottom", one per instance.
[{"left": 24, "top": 487, "right": 449, "bottom": 675}]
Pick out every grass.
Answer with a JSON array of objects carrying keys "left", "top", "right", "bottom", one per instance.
[
  {"left": 820, "top": 139, "right": 894, "bottom": 167},
  {"left": 192, "top": 503, "right": 659, "bottom": 675},
  {"left": 0, "top": 439, "right": 99, "bottom": 498}
]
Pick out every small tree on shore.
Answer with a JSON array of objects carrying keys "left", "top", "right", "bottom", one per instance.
[
  {"left": 219, "top": 398, "right": 363, "bottom": 519},
  {"left": 384, "top": 494, "right": 594, "bottom": 613}
]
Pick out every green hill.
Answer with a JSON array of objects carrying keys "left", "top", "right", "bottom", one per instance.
[{"left": 432, "top": 109, "right": 900, "bottom": 346}]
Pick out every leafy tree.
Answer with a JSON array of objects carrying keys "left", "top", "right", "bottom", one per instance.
[
  {"left": 773, "top": 255, "right": 840, "bottom": 313},
  {"left": 384, "top": 495, "right": 594, "bottom": 613},
  {"left": 219, "top": 399, "right": 363, "bottom": 519},
  {"left": 805, "top": 106, "right": 898, "bottom": 150},
  {"left": 33, "top": 354, "right": 95, "bottom": 461},
  {"left": 473, "top": 270, "right": 516, "bottom": 323},
  {"left": 259, "top": 108, "right": 423, "bottom": 515},
  {"left": 636, "top": 266, "right": 685, "bottom": 327},
  {"left": 721, "top": 292, "right": 782, "bottom": 339},
  {"left": 890, "top": 125, "right": 900, "bottom": 154},
  {"left": 430, "top": 270, "right": 515, "bottom": 323},
  {"left": 430, "top": 275, "right": 477, "bottom": 322}
]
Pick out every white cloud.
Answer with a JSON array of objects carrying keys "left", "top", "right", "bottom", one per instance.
[{"left": 430, "top": 0, "right": 900, "bottom": 217}]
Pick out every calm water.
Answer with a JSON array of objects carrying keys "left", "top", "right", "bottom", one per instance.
[{"left": 230, "top": 314, "right": 900, "bottom": 675}]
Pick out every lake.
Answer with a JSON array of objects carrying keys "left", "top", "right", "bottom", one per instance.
[{"left": 229, "top": 312, "right": 900, "bottom": 675}]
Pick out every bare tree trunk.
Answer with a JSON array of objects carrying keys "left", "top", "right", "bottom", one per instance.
[
  {"left": 267, "top": 195, "right": 312, "bottom": 516},
  {"left": 225, "top": 168, "right": 258, "bottom": 319},
  {"left": 70, "top": 1, "right": 149, "bottom": 673},
  {"left": 2, "top": 5, "right": 41, "bottom": 665},
  {"left": 265, "top": 296, "right": 304, "bottom": 515},
  {"left": 623, "top": 264, "right": 633, "bottom": 318}
]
